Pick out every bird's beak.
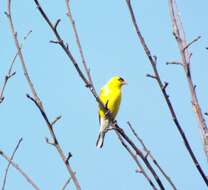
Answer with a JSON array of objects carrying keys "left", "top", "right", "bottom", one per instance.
[{"left": 122, "top": 80, "right": 128, "bottom": 85}]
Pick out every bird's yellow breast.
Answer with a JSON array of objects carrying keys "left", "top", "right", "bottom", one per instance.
[{"left": 99, "top": 84, "right": 122, "bottom": 120}]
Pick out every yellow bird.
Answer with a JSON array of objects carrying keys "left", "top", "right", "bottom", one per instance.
[{"left": 96, "top": 76, "right": 127, "bottom": 148}]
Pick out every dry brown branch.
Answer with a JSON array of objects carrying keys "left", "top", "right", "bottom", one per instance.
[
  {"left": 166, "top": 61, "right": 182, "bottom": 66},
  {"left": 116, "top": 132, "right": 158, "bottom": 190},
  {"left": 113, "top": 124, "right": 165, "bottom": 190},
  {"left": 6, "top": 1, "right": 81, "bottom": 189},
  {"left": 33, "top": 0, "right": 107, "bottom": 115},
  {"left": 32, "top": 1, "right": 165, "bottom": 188},
  {"left": 127, "top": 122, "right": 177, "bottom": 190},
  {"left": 0, "top": 149, "right": 40, "bottom": 190},
  {"left": 51, "top": 115, "right": 62, "bottom": 126},
  {"left": 168, "top": 0, "right": 208, "bottom": 161},
  {"left": 2, "top": 138, "right": 23, "bottom": 190},
  {"left": 65, "top": 0, "right": 95, "bottom": 89},
  {"left": 61, "top": 174, "right": 75, "bottom": 190},
  {"left": 26, "top": 94, "right": 80, "bottom": 190},
  {"left": 125, "top": 0, "right": 208, "bottom": 186},
  {"left": 0, "top": 30, "right": 32, "bottom": 104}
]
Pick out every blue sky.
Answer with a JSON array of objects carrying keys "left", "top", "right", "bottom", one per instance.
[{"left": 1, "top": 1, "right": 208, "bottom": 189}]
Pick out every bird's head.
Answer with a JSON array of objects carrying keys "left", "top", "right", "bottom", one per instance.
[{"left": 108, "top": 76, "right": 127, "bottom": 88}]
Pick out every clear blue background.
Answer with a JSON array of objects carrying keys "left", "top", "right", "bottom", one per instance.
[{"left": 1, "top": 1, "right": 208, "bottom": 189}]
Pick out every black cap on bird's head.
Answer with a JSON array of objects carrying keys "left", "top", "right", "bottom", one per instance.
[
  {"left": 118, "top": 76, "right": 128, "bottom": 85},
  {"left": 108, "top": 76, "right": 128, "bottom": 87}
]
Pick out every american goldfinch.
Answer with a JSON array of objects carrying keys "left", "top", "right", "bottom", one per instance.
[{"left": 96, "top": 76, "right": 127, "bottom": 148}]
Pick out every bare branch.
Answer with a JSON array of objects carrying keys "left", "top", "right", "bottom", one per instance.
[
  {"left": 112, "top": 124, "right": 165, "bottom": 190},
  {"left": 6, "top": 1, "right": 81, "bottom": 189},
  {"left": 166, "top": 61, "right": 182, "bottom": 66},
  {"left": 0, "top": 149, "right": 41, "bottom": 190},
  {"left": 146, "top": 74, "right": 158, "bottom": 80},
  {"left": 61, "top": 174, "right": 75, "bottom": 190},
  {"left": 0, "top": 30, "right": 32, "bottom": 104},
  {"left": 50, "top": 40, "right": 60, "bottom": 44},
  {"left": 54, "top": 19, "right": 61, "bottom": 31},
  {"left": 127, "top": 122, "right": 177, "bottom": 190},
  {"left": 65, "top": 152, "right": 72, "bottom": 164},
  {"left": 65, "top": 0, "right": 95, "bottom": 89},
  {"left": 6, "top": 1, "right": 40, "bottom": 104},
  {"left": 116, "top": 132, "right": 158, "bottom": 190},
  {"left": 168, "top": 0, "right": 208, "bottom": 163},
  {"left": 162, "top": 82, "right": 169, "bottom": 91},
  {"left": 125, "top": 0, "right": 208, "bottom": 185},
  {"left": 183, "top": 36, "right": 201, "bottom": 52},
  {"left": 2, "top": 138, "right": 23, "bottom": 190},
  {"left": 51, "top": 115, "right": 62, "bottom": 126}
]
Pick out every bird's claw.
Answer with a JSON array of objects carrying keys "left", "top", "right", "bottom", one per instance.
[{"left": 105, "top": 110, "right": 111, "bottom": 118}]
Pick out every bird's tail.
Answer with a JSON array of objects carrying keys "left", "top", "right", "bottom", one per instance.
[
  {"left": 96, "top": 132, "right": 105, "bottom": 148},
  {"left": 96, "top": 118, "right": 109, "bottom": 148}
]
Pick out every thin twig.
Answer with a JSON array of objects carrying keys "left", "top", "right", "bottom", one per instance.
[
  {"left": 168, "top": 0, "right": 208, "bottom": 163},
  {"left": 0, "top": 149, "right": 41, "bottom": 190},
  {"left": 51, "top": 115, "right": 62, "bottom": 126},
  {"left": 2, "top": 138, "right": 23, "bottom": 190},
  {"left": 61, "top": 174, "right": 75, "bottom": 190},
  {"left": 116, "top": 132, "right": 158, "bottom": 190},
  {"left": 125, "top": 0, "right": 208, "bottom": 186},
  {"left": 113, "top": 124, "right": 165, "bottom": 190},
  {"left": 166, "top": 61, "right": 182, "bottom": 66},
  {"left": 0, "top": 30, "right": 32, "bottom": 104},
  {"left": 5, "top": 3, "right": 40, "bottom": 104},
  {"left": 6, "top": 1, "right": 81, "bottom": 189},
  {"left": 183, "top": 36, "right": 201, "bottom": 52},
  {"left": 127, "top": 122, "right": 177, "bottom": 190},
  {"left": 65, "top": 0, "right": 95, "bottom": 90}
]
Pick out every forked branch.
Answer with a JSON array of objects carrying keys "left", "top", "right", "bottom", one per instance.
[
  {"left": 125, "top": 0, "right": 208, "bottom": 186},
  {"left": 0, "top": 148, "right": 40, "bottom": 190},
  {"left": 127, "top": 122, "right": 177, "bottom": 190},
  {"left": 168, "top": 0, "right": 208, "bottom": 161},
  {"left": 6, "top": 1, "right": 81, "bottom": 189}
]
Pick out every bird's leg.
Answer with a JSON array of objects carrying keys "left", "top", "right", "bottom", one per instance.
[{"left": 104, "top": 120, "right": 117, "bottom": 133}]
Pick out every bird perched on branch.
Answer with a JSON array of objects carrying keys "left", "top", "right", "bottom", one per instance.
[{"left": 96, "top": 76, "right": 127, "bottom": 148}]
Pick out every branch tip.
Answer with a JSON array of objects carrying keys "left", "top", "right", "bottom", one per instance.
[
  {"left": 51, "top": 115, "right": 62, "bottom": 126},
  {"left": 162, "top": 82, "right": 169, "bottom": 90},
  {"left": 65, "top": 152, "right": 72, "bottom": 164},
  {"left": 146, "top": 74, "right": 157, "bottom": 80},
  {"left": 50, "top": 40, "right": 60, "bottom": 44},
  {"left": 183, "top": 36, "right": 201, "bottom": 51},
  {"left": 54, "top": 19, "right": 61, "bottom": 30},
  {"left": 45, "top": 137, "right": 55, "bottom": 146},
  {"left": 166, "top": 61, "right": 181, "bottom": 65}
]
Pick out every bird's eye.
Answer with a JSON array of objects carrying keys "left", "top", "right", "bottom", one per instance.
[{"left": 119, "top": 77, "right": 124, "bottom": 82}]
